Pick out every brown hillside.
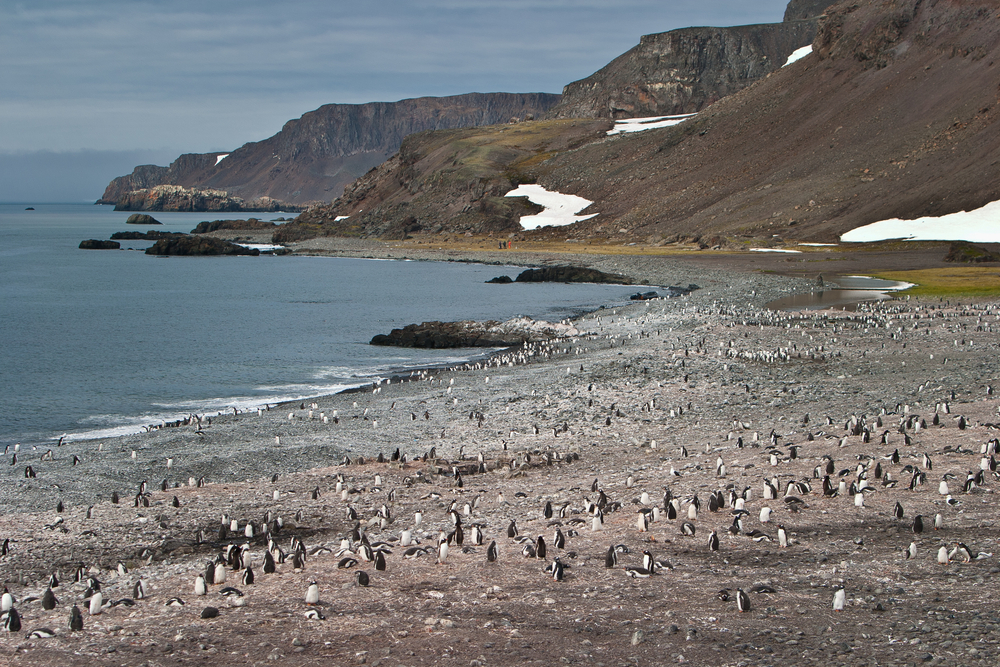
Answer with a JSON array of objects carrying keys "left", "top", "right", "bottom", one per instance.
[{"left": 299, "top": 0, "right": 1000, "bottom": 245}]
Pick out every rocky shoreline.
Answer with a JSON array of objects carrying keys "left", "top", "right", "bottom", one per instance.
[{"left": 2, "top": 246, "right": 999, "bottom": 667}]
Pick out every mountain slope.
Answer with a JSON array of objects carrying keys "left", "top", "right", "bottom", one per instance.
[
  {"left": 300, "top": 0, "right": 1000, "bottom": 244},
  {"left": 547, "top": 19, "right": 820, "bottom": 119},
  {"left": 99, "top": 93, "right": 560, "bottom": 206}
]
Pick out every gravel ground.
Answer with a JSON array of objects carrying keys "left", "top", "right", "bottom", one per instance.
[{"left": 2, "top": 245, "right": 999, "bottom": 667}]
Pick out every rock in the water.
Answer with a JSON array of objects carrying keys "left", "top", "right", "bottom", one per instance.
[
  {"left": 126, "top": 213, "right": 162, "bottom": 225},
  {"left": 486, "top": 275, "right": 513, "bottom": 284},
  {"left": 514, "top": 266, "right": 631, "bottom": 284},
  {"left": 144, "top": 236, "right": 259, "bottom": 256},
  {"left": 79, "top": 240, "right": 121, "bottom": 250},
  {"left": 191, "top": 218, "right": 277, "bottom": 234},
  {"left": 371, "top": 317, "right": 578, "bottom": 348},
  {"left": 110, "top": 230, "right": 187, "bottom": 241}
]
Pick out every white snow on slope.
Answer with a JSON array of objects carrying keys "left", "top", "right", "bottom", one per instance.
[
  {"left": 215, "top": 154, "right": 229, "bottom": 165},
  {"left": 841, "top": 199, "right": 1000, "bottom": 243},
  {"left": 749, "top": 248, "right": 802, "bottom": 253},
  {"left": 783, "top": 45, "right": 813, "bottom": 67},
  {"left": 607, "top": 114, "right": 697, "bottom": 136},
  {"left": 504, "top": 184, "right": 598, "bottom": 230}
]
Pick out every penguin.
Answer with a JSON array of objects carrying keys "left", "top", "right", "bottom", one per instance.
[
  {"left": 88, "top": 591, "right": 103, "bottom": 615},
  {"left": 912, "top": 515, "right": 924, "bottom": 534},
  {"left": 356, "top": 571, "right": 370, "bottom": 587},
  {"left": 507, "top": 519, "right": 518, "bottom": 538},
  {"left": 486, "top": 541, "right": 498, "bottom": 562},
  {"left": 934, "top": 513, "right": 943, "bottom": 530},
  {"left": 1, "top": 589, "right": 12, "bottom": 612},
  {"left": 708, "top": 530, "right": 719, "bottom": 552},
  {"left": 194, "top": 575, "right": 207, "bottom": 596},
  {"left": 305, "top": 582, "right": 319, "bottom": 605},
  {"left": 937, "top": 546, "right": 950, "bottom": 564},
  {"left": 305, "top": 608, "right": 325, "bottom": 620},
  {"left": 833, "top": 588, "right": 846, "bottom": 611},
  {"left": 436, "top": 539, "right": 449, "bottom": 564},
  {"left": 41, "top": 588, "right": 57, "bottom": 611},
  {"left": 263, "top": 550, "right": 276, "bottom": 574},
  {"left": 623, "top": 567, "right": 652, "bottom": 578},
  {"left": 893, "top": 502, "right": 904, "bottom": 520},
  {"left": 605, "top": 545, "right": 617, "bottom": 568},
  {"left": 736, "top": 588, "right": 751, "bottom": 612},
  {"left": 759, "top": 507, "right": 771, "bottom": 523},
  {"left": 2, "top": 607, "right": 20, "bottom": 632},
  {"left": 680, "top": 522, "right": 696, "bottom": 536},
  {"left": 549, "top": 558, "right": 565, "bottom": 582},
  {"left": 69, "top": 604, "right": 83, "bottom": 631},
  {"left": 374, "top": 551, "right": 387, "bottom": 571},
  {"left": 906, "top": 542, "right": 917, "bottom": 560},
  {"left": 553, "top": 528, "right": 566, "bottom": 550},
  {"left": 777, "top": 525, "right": 788, "bottom": 548}
]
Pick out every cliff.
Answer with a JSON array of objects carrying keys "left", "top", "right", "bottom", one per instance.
[
  {"left": 99, "top": 93, "right": 560, "bottom": 207},
  {"left": 289, "top": 0, "right": 1000, "bottom": 244},
  {"left": 112, "top": 185, "right": 304, "bottom": 213},
  {"left": 546, "top": 19, "right": 820, "bottom": 120}
]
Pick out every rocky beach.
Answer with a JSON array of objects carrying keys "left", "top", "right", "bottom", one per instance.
[{"left": 2, "top": 244, "right": 999, "bottom": 667}]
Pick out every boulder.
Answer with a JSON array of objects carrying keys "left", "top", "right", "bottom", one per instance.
[
  {"left": 144, "top": 236, "right": 259, "bottom": 256},
  {"left": 110, "top": 230, "right": 187, "bottom": 240},
  {"left": 486, "top": 275, "right": 513, "bottom": 284},
  {"left": 79, "top": 240, "right": 120, "bottom": 250},
  {"left": 126, "top": 213, "right": 162, "bottom": 225},
  {"left": 370, "top": 317, "right": 578, "bottom": 349},
  {"left": 191, "top": 218, "right": 276, "bottom": 234}
]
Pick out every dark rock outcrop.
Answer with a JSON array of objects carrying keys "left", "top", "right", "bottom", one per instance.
[
  {"left": 486, "top": 275, "right": 513, "bottom": 284},
  {"left": 110, "top": 230, "right": 187, "bottom": 240},
  {"left": 79, "top": 240, "right": 120, "bottom": 250},
  {"left": 784, "top": 0, "right": 834, "bottom": 21},
  {"left": 514, "top": 266, "right": 631, "bottom": 284},
  {"left": 547, "top": 19, "right": 819, "bottom": 120},
  {"left": 190, "top": 218, "right": 276, "bottom": 234},
  {"left": 99, "top": 93, "right": 561, "bottom": 207},
  {"left": 944, "top": 242, "right": 1000, "bottom": 264},
  {"left": 144, "top": 236, "right": 259, "bottom": 256},
  {"left": 126, "top": 213, "right": 161, "bottom": 225},
  {"left": 370, "top": 317, "right": 578, "bottom": 349},
  {"left": 114, "top": 186, "right": 302, "bottom": 213}
]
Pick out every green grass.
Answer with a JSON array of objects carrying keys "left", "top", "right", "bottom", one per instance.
[{"left": 873, "top": 268, "right": 1000, "bottom": 298}]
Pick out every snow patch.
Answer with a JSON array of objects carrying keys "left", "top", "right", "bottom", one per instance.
[
  {"left": 334, "top": 216, "right": 349, "bottom": 221},
  {"left": 798, "top": 242, "right": 838, "bottom": 247},
  {"left": 607, "top": 114, "right": 697, "bottom": 136},
  {"left": 840, "top": 200, "right": 1000, "bottom": 243},
  {"left": 215, "top": 154, "right": 229, "bottom": 165},
  {"left": 504, "top": 184, "right": 598, "bottom": 230},
  {"left": 237, "top": 243, "right": 284, "bottom": 252},
  {"left": 783, "top": 45, "right": 812, "bottom": 67},
  {"left": 749, "top": 248, "right": 802, "bottom": 254}
]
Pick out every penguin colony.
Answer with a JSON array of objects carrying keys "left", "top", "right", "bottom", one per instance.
[{"left": 1, "top": 287, "right": 1000, "bottom": 665}]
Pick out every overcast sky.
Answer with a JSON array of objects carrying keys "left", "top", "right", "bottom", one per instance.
[{"left": 0, "top": 0, "right": 791, "bottom": 201}]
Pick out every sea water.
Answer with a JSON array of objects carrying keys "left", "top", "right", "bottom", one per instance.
[{"left": 0, "top": 204, "right": 638, "bottom": 448}]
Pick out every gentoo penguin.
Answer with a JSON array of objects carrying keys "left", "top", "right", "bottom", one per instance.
[
  {"left": 687, "top": 503, "right": 697, "bottom": 521},
  {"left": 356, "top": 571, "right": 370, "bottom": 587},
  {"left": 591, "top": 511, "right": 604, "bottom": 532},
  {"left": 263, "top": 550, "right": 276, "bottom": 574},
  {"left": 605, "top": 545, "right": 617, "bottom": 568},
  {"left": 777, "top": 525, "right": 788, "bottom": 548},
  {"left": 937, "top": 546, "right": 950, "bottom": 564},
  {"left": 1, "top": 589, "right": 12, "bottom": 612},
  {"left": 242, "top": 567, "right": 255, "bottom": 585},
  {"left": 549, "top": 558, "right": 565, "bottom": 582},
  {"left": 305, "top": 609, "right": 325, "bottom": 620},
  {"left": 305, "top": 582, "right": 319, "bottom": 605},
  {"left": 436, "top": 538, "right": 449, "bottom": 564},
  {"left": 507, "top": 519, "right": 517, "bottom": 538},
  {"left": 949, "top": 543, "right": 974, "bottom": 563},
  {"left": 912, "top": 515, "right": 924, "bottom": 534},
  {"left": 833, "top": 588, "right": 846, "bottom": 611},
  {"left": 374, "top": 551, "right": 387, "bottom": 571},
  {"left": 535, "top": 536, "right": 547, "bottom": 560},
  {"left": 736, "top": 588, "right": 751, "bottom": 612},
  {"left": 213, "top": 561, "right": 227, "bottom": 585},
  {"left": 88, "top": 591, "right": 103, "bottom": 615},
  {"left": 759, "top": 507, "right": 771, "bottom": 523},
  {"left": 194, "top": 575, "right": 207, "bottom": 596},
  {"left": 893, "top": 502, "right": 905, "bottom": 520},
  {"left": 486, "top": 541, "right": 499, "bottom": 562},
  {"left": 25, "top": 628, "right": 57, "bottom": 639},
  {"left": 939, "top": 478, "right": 950, "bottom": 495},
  {"left": 934, "top": 513, "right": 943, "bottom": 530},
  {"left": 2, "top": 608, "right": 21, "bottom": 632},
  {"left": 906, "top": 542, "right": 917, "bottom": 559},
  {"left": 69, "top": 605, "right": 83, "bottom": 631},
  {"left": 680, "top": 522, "right": 696, "bottom": 536},
  {"left": 553, "top": 528, "right": 566, "bottom": 550},
  {"left": 38, "top": 587, "right": 57, "bottom": 611},
  {"left": 708, "top": 530, "right": 720, "bottom": 552}
]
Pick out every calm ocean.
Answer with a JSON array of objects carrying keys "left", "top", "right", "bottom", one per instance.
[{"left": 0, "top": 204, "right": 638, "bottom": 448}]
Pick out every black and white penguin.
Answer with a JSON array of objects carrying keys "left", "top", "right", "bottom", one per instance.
[
  {"left": 194, "top": 575, "right": 207, "bottom": 596},
  {"left": 374, "top": 551, "right": 387, "bottom": 571},
  {"left": 736, "top": 588, "right": 751, "bottom": 612},
  {"left": 486, "top": 541, "right": 498, "bottom": 562},
  {"left": 708, "top": 530, "right": 719, "bottom": 552},
  {"left": 41, "top": 588, "right": 57, "bottom": 611},
  {"left": 507, "top": 519, "right": 518, "bottom": 538},
  {"left": 893, "top": 502, "right": 904, "bottom": 520},
  {"left": 356, "top": 571, "right": 370, "bottom": 587},
  {"left": 605, "top": 545, "right": 617, "bottom": 568},
  {"left": 305, "top": 582, "right": 319, "bottom": 605},
  {"left": 680, "top": 522, "right": 696, "bottom": 536},
  {"left": 912, "top": 515, "right": 924, "bottom": 534},
  {"left": 305, "top": 608, "right": 325, "bottom": 620},
  {"left": 263, "top": 550, "right": 276, "bottom": 574},
  {"left": 553, "top": 528, "right": 566, "bottom": 550}
]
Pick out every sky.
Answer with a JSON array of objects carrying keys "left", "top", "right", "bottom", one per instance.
[{"left": 0, "top": 0, "right": 791, "bottom": 202}]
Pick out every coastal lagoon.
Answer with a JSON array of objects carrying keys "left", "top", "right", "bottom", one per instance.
[{"left": 0, "top": 204, "right": 639, "bottom": 448}]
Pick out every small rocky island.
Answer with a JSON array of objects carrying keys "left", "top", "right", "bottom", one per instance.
[
  {"left": 144, "top": 236, "right": 260, "bottom": 256},
  {"left": 78, "top": 239, "right": 120, "bottom": 250},
  {"left": 370, "top": 316, "right": 578, "bottom": 348},
  {"left": 487, "top": 266, "right": 632, "bottom": 284}
]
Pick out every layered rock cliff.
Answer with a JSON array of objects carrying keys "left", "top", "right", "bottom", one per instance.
[
  {"left": 113, "top": 185, "right": 304, "bottom": 213},
  {"left": 99, "top": 93, "right": 560, "bottom": 207},
  {"left": 546, "top": 17, "right": 820, "bottom": 120}
]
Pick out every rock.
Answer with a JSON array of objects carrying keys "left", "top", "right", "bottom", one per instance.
[
  {"left": 514, "top": 266, "right": 631, "bottom": 284},
  {"left": 486, "top": 275, "right": 513, "bottom": 284},
  {"left": 191, "top": 218, "right": 277, "bottom": 234},
  {"left": 944, "top": 242, "right": 1000, "bottom": 263},
  {"left": 114, "top": 185, "right": 302, "bottom": 213},
  {"left": 79, "top": 239, "right": 121, "bottom": 250},
  {"left": 200, "top": 606, "right": 219, "bottom": 619},
  {"left": 144, "top": 236, "right": 260, "bottom": 256},
  {"left": 126, "top": 213, "right": 162, "bottom": 225},
  {"left": 110, "top": 231, "right": 187, "bottom": 241},
  {"left": 370, "top": 317, "right": 579, "bottom": 348}
]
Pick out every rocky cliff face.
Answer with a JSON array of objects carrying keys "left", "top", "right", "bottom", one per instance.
[
  {"left": 99, "top": 93, "right": 560, "bottom": 207},
  {"left": 113, "top": 185, "right": 304, "bottom": 213},
  {"left": 547, "top": 19, "right": 819, "bottom": 120},
  {"left": 783, "top": 0, "right": 834, "bottom": 21}
]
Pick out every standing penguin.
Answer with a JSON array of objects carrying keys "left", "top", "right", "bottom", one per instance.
[
  {"left": 194, "top": 575, "right": 207, "bottom": 596},
  {"left": 436, "top": 538, "right": 449, "bottom": 564},
  {"left": 69, "top": 604, "right": 83, "bottom": 631},
  {"left": 305, "top": 582, "right": 319, "bottom": 605},
  {"left": 708, "top": 531, "right": 719, "bottom": 552},
  {"left": 833, "top": 587, "right": 846, "bottom": 611},
  {"left": 88, "top": 591, "right": 103, "bottom": 615},
  {"left": 41, "top": 588, "right": 57, "bottom": 611},
  {"left": 486, "top": 541, "right": 498, "bottom": 562},
  {"left": 242, "top": 567, "right": 255, "bottom": 585},
  {"left": 2, "top": 607, "right": 20, "bottom": 632},
  {"left": 736, "top": 588, "right": 751, "bottom": 612},
  {"left": 777, "top": 525, "right": 788, "bottom": 548}
]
